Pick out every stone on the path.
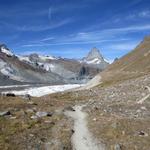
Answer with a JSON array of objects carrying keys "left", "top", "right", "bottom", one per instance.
[{"left": 0, "top": 111, "right": 11, "bottom": 116}]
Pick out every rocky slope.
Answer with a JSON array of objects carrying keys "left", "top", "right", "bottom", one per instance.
[
  {"left": 70, "top": 36, "right": 150, "bottom": 149},
  {"left": 0, "top": 44, "right": 64, "bottom": 85},
  {"left": 93, "top": 36, "right": 150, "bottom": 86}
]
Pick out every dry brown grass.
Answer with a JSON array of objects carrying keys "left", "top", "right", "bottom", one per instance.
[
  {"left": 88, "top": 109, "right": 150, "bottom": 150},
  {"left": 97, "top": 36, "right": 150, "bottom": 87},
  {"left": 0, "top": 95, "right": 73, "bottom": 150}
]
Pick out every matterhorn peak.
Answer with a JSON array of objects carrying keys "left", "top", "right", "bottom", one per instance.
[
  {"left": 82, "top": 47, "right": 108, "bottom": 65},
  {"left": 86, "top": 47, "right": 104, "bottom": 61}
]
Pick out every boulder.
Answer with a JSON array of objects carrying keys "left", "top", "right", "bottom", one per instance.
[{"left": 0, "top": 111, "right": 11, "bottom": 116}]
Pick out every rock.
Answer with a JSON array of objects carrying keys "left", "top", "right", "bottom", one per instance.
[
  {"left": 94, "top": 106, "right": 98, "bottom": 110},
  {"left": 44, "top": 120, "right": 52, "bottom": 123},
  {"left": 111, "top": 122, "right": 118, "bottom": 129},
  {"left": 136, "top": 109, "right": 141, "bottom": 113},
  {"left": 22, "top": 94, "right": 31, "bottom": 100},
  {"left": 40, "top": 137, "right": 46, "bottom": 142},
  {"left": 36, "top": 111, "right": 53, "bottom": 118},
  {"left": 138, "top": 131, "right": 148, "bottom": 136},
  {"left": 55, "top": 109, "right": 63, "bottom": 115},
  {"left": 31, "top": 115, "right": 38, "bottom": 119},
  {"left": 93, "top": 118, "right": 97, "bottom": 121},
  {"left": 64, "top": 106, "right": 75, "bottom": 111},
  {"left": 122, "top": 131, "right": 125, "bottom": 135},
  {"left": 29, "top": 134, "right": 34, "bottom": 137},
  {"left": 141, "top": 106, "right": 146, "bottom": 110},
  {"left": 0, "top": 111, "right": 11, "bottom": 116},
  {"left": 26, "top": 109, "right": 34, "bottom": 113},
  {"left": 28, "top": 101, "right": 37, "bottom": 105},
  {"left": 71, "top": 129, "right": 75, "bottom": 134},
  {"left": 6, "top": 93, "right": 16, "bottom": 97},
  {"left": 10, "top": 116, "right": 17, "bottom": 119},
  {"left": 114, "top": 144, "right": 122, "bottom": 150}
]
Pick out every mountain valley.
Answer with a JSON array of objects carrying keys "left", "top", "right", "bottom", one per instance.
[{"left": 0, "top": 36, "right": 150, "bottom": 150}]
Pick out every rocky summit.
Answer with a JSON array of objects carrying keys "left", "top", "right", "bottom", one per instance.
[
  {"left": 82, "top": 47, "right": 109, "bottom": 69},
  {"left": 84, "top": 47, "right": 104, "bottom": 62}
]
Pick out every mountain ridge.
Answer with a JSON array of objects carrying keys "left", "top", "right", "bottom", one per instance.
[
  {"left": 96, "top": 36, "right": 150, "bottom": 87},
  {"left": 0, "top": 45, "right": 109, "bottom": 85}
]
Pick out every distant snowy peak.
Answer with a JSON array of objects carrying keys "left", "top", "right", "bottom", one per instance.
[
  {"left": 30, "top": 53, "right": 57, "bottom": 61},
  {"left": 82, "top": 47, "right": 108, "bottom": 65},
  {"left": 0, "top": 44, "right": 14, "bottom": 56},
  {"left": 18, "top": 53, "right": 57, "bottom": 65},
  {"left": 19, "top": 53, "right": 57, "bottom": 62},
  {"left": 38, "top": 55, "right": 57, "bottom": 60},
  {"left": 18, "top": 56, "right": 31, "bottom": 63},
  {"left": 86, "top": 47, "right": 104, "bottom": 61}
]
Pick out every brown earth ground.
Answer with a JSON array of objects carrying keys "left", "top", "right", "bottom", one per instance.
[{"left": 0, "top": 73, "right": 150, "bottom": 150}]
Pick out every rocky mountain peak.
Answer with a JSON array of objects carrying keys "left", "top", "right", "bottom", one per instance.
[
  {"left": 28, "top": 53, "right": 40, "bottom": 62},
  {"left": 82, "top": 47, "right": 108, "bottom": 66},
  {"left": 86, "top": 47, "right": 104, "bottom": 61}
]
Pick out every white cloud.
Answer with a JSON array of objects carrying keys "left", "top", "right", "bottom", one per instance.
[
  {"left": 124, "top": 10, "right": 150, "bottom": 21},
  {"left": 106, "top": 42, "right": 139, "bottom": 51},
  {"left": 139, "top": 10, "right": 150, "bottom": 17},
  {"left": 22, "top": 38, "right": 129, "bottom": 47},
  {"left": 21, "top": 23, "right": 150, "bottom": 47},
  {"left": 16, "top": 19, "right": 73, "bottom": 31},
  {"left": 39, "top": 37, "right": 55, "bottom": 42}
]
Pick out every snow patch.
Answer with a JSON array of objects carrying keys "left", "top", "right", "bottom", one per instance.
[
  {"left": 1, "top": 47, "right": 13, "bottom": 56},
  {"left": 1, "top": 67, "right": 14, "bottom": 76},
  {"left": 0, "top": 85, "right": 30, "bottom": 89},
  {"left": 43, "top": 63, "right": 55, "bottom": 71},
  {"left": 18, "top": 56, "right": 31, "bottom": 63},
  {"left": 0, "top": 60, "right": 25, "bottom": 82},
  {"left": 85, "top": 58, "right": 102, "bottom": 64},
  {"left": 2, "top": 84, "right": 83, "bottom": 97},
  {"left": 104, "top": 58, "right": 112, "bottom": 64},
  {"left": 38, "top": 55, "right": 57, "bottom": 60}
]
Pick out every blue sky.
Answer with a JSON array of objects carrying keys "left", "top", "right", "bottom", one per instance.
[{"left": 0, "top": 0, "right": 150, "bottom": 61}]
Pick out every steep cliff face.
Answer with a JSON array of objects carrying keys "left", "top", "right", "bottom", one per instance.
[
  {"left": 84, "top": 47, "right": 104, "bottom": 62},
  {"left": 82, "top": 47, "right": 109, "bottom": 69}
]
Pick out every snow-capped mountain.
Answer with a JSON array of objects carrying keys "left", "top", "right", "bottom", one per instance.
[
  {"left": 18, "top": 53, "right": 57, "bottom": 65},
  {"left": 0, "top": 44, "right": 109, "bottom": 85},
  {"left": 82, "top": 47, "right": 109, "bottom": 69},
  {"left": 83, "top": 47, "right": 104, "bottom": 64},
  {"left": 0, "top": 45, "right": 64, "bottom": 85}
]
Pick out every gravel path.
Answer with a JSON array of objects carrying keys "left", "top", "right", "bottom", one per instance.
[{"left": 65, "top": 105, "right": 105, "bottom": 150}]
